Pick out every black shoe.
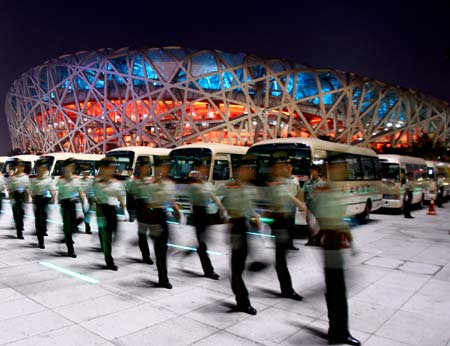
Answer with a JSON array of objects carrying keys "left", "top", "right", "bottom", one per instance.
[
  {"left": 237, "top": 305, "right": 257, "bottom": 315},
  {"left": 143, "top": 258, "right": 154, "bottom": 265},
  {"left": 304, "top": 241, "right": 313, "bottom": 246},
  {"left": 68, "top": 252, "right": 77, "bottom": 258},
  {"left": 405, "top": 216, "right": 414, "bottom": 219},
  {"left": 288, "top": 246, "right": 299, "bottom": 251},
  {"left": 282, "top": 292, "right": 303, "bottom": 301},
  {"left": 38, "top": 244, "right": 45, "bottom": 249},
  {"left": 85, "top": 224, "right": 92, "bottom": 234},
  {"left": 158, "top": 281, "right": 172, "bottom": 289},
  {"left": 44, "top": 232, "right": 48, "bottom": 236},
  {"left": 204, "top": 272, "right": 220, "bottom": 280},
  {"left": 106, "top": 264, "right": 118, "bottom": 271},
  {"left": 328, "top": 335, "right": 361, "bottom": 345},
  {"left": 17, "top": 235, "right": 24, "bottom": 239}
]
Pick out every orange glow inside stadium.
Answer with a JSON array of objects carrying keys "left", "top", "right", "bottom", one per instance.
[{"left": 36, "top": 99, "right": 407, "bottom": 151}]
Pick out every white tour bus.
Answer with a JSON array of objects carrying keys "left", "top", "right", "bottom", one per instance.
[
  {"left": 379, "top": 154, "right": 427, "bottom": 209},
  {"left": 426, "top": 161, "right": 450, "bottom": 202},
  {"left": 1, "top": 155, "right": 40, "bottom": 178},
  {"left": 105, "top": 146, "right": 172, "bottom": 180},
  {"left": 169, "top": 143, "right": 249, "bottom": 217},
  {"left": 247, "top": 138, "right": 383, "bottom": 224},
  {"left": 32, "top": 153, "right": 105, "bottom": 178}
]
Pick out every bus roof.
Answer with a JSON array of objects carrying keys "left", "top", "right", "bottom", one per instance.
[
  {"left": 379, "top": 154, "right": 427, "bottom": 166},
  {"left": 39, "top": 152, "right": 105, "bottom": 161},
  {"left": 107, "top": 146, "right": 171, "bottom": 156},
  {"left": 8, "top": 155, "right": 40, "bottom": 162},
  {"left": 250, "top": 138, "right": 378, "bottom": 157},
  {"left": 172, "top": 143, "right": 248, "bottom": 155}
]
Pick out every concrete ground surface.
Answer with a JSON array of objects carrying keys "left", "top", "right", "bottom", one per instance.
[{"left": 0, "top": 200, "right": 449, "bottom": 346}]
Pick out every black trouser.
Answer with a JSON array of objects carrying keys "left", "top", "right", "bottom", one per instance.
[
  {"left": 192, "top": 205, "right": 214, "bottom": 275},
  {"left": 287, "top": 214, "right": 296, "bottom": 248},
  {"left": 12, "top": 191, "right": 26, "bottom": 237},
  {"left": 61, "top": 199, "right": 76, "bottom": 254},
  {"left": 436, "top": 187, "right": 444, "bottom": 207},
  {"left": 403, "top": 191, "right": 413, "bottom": 217},
  {"left": 150, "top": 208, "right": 169, "bottom": 284},
  {"left": 272, "top": 214, "right": 295, "bottom": 295},
  {"left": 34, "top": 195, "right": 50, "bottom": 246},
  {"left": 136, "top": 199, "right": 151, "bottom": 261},
  {"left": 230, "top": 217, "right": 251, "bottom": 307},
  {"left": 97, "top": 204, "right": 118, "bottom": 266}
]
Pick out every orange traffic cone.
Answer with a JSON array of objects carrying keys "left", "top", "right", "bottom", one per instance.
[{"left": 428, "top": 199, "right": 437, "bottom": 215}]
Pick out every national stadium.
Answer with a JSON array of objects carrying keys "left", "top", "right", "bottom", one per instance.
[{"left": 5, "top": 46, "right": 450, "bottom": 153}]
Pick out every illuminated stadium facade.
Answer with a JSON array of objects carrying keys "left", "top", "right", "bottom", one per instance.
[{"left": 5, "top": 47, "right": 450, "bottom": 153}]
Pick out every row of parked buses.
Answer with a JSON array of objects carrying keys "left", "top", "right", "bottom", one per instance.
[{"left": 0, "top": 138, "right": 449, "bottom": 224}]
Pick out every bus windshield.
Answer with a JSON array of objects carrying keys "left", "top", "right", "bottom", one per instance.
[
  {"left": 247, "top": 143, "right": 311, "bottom": 185},
  {"left": 106, "top": 151, "right": 135, "bottom": 177},
  {"left": 169, "top": 148, "right": 212, "bottom": 183},
  {"left": 381, "top": 162, "right": 400, "bottom": 181}
]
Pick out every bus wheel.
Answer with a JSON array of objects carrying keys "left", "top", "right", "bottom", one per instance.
[{"left": 358, "top": 202, "right": 371, "bottom": 224}]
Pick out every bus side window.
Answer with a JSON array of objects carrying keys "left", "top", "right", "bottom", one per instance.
[
  {"left": 213, "top": 159, "right": 230, "bottom": 181},
  {"left": 361, "top": 156, "right": 376, "bottom": 180}
]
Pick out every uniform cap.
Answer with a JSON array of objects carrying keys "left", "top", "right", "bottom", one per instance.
[
  {"left": 98, "top": 157, "right": 117, "bottom": 167},
  {"left": 62, "top": 157, "right": 77, "bottom": 167},
  {"left": 15, "top": 159, "right": 25, "bottom": 166},
  {"left": 37, "top": 158, "right": 50, "bottom": 167},
  {"left": 270, "top": 152, "right": 291, "bottom": 165}
]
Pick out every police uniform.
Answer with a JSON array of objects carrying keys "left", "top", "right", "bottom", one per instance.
[
  {"left": 285, "top": 176, "right": 302, "bottom": 250},
  {"left": 218, "top": 157, "right": 259, "bottom": 315},
  {"left": 269, "top": 174, "right": 303, "bottom": 300},
  {"left": 0, "top": 174, "right": 4, "bottom": 216},
  {"left": 80, "top": 176, "right": 94, "bottom": 233},
  {"left": 30, "top": 171, "right": 53, "bottom": 248},
  {"left": 58, "top": 162, "right": 83, "bottom": 257},
  {"left": 312, "top": 186, "right": 360, "bottom": 346},
  {"left": 403, "top": 176, "right": 414, "bottom": 218},
  {"left": 128, "top": 175, "right": 153, "bottom": 264},
  {"left": 8, "top": 165, "right": 30, "bottom": 239},
  {"left": 186, "top": 179, "right": 218, "bottom": 279},
  {"left": 303, "top": 175, "right": 327, "bottom": 245},
  {"left": 93, "top": 168, "right": 125, "bottom": 270},
  {"left": 147, "top": 175, "right": 176, "bottom": 288}
]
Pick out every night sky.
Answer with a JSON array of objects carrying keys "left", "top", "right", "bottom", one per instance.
[{"left": 0, "top": 0, "right": 449, "bottom": 155}]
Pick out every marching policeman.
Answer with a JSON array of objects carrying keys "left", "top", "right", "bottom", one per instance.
[
  {"left": 403, "top": 172, "right": 414, "bottom": 219},
  {"left": 8, "top": 160, "right": 30, "bottom": 239},
  {"left": 185, "top": 163, "right": 223, "bottom": 280},
  {"left": 128, "top": 160, "right": 154, "bottom": 265},
  {"left": 147, "top": 157, "right": 181, "bottom": 289},
  {"left": 312, "top": 160, "right": 361, "bottom": 346},
  {"left": 93, "top": 157, "right": 126, "bottom": 271},
  {"left": 57, "top": 158, "right": 86, "bottom": 258},
  {"left": 303, "top": 165, "right": 327, "bottom": 245},
  {"left": 219, "top": 155, "right": 261, "bottom": 315},
  {"left": 285, "top": 161, "right": 303, "bottom": 250},
  {"left": 269, "top": 153, "right": 306, "bottom": 301},
  {"left": 30, "top": 159, "right": 55, "bottom": 248},
  {"left": 79, "top": 169, "right": 94, "bottom": 234}
]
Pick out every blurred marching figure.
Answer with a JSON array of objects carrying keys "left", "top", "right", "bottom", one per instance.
[
  {"left": 127, "top": 160, "right": 154, "bottom": 265},
  {"left": 312, "top": 159, "right": 361, "bottom": 346},
  {"left": 0, "top": 172, "right": 5, "bottom": 218},
  {"left": 285, "top": 161, "right": 303, "bottom": 250},
  {"left": 57, "top": 158, "right": 87, "bottom": 258},
  {"left": 303, "top": 165, "right": 327, "bottom": 246},
  {"left": 436, "top": 172, "right": 445, "bottom": 208},
  {"left": 8, "top": 160, "right": 30, "bottom": 239},
  {"left": 219, "top": 155, "right": 261, "bottom": 315},
  {"left": 269, "top": 153, "right": 307, "bottom": 301},
  {"left": 79, "top": 169, "right": 94, "bottom": 234},
  {"left": 184, "top": 162, "right": 224, "bottom": 280},
  {"left": 147, "top": 157, "right": 181, "bottom": 289},
  {"left": 92, "top": 157, "right": 127, "bottom": 271},
  {"left": 30, "top": 159, "right": 55, "bottom": 249}
]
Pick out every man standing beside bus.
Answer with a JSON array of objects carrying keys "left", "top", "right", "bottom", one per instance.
[
  {"left": 403, "top": 172, "right": 414, "bottom": 219},
  {"left": 436, "top": 173, "right": 445, "bottom": 208},
  {"left": 303, "top": 165, "right": 327, "bottom": 246}
]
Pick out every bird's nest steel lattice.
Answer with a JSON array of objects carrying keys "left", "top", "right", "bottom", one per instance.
[{"left": 5, "top": 46, "right": 450, "bottom": 153}]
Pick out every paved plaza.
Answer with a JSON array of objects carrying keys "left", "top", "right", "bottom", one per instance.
[{"left": 0, "top": 200, "right": 449, "bottom": 346}]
